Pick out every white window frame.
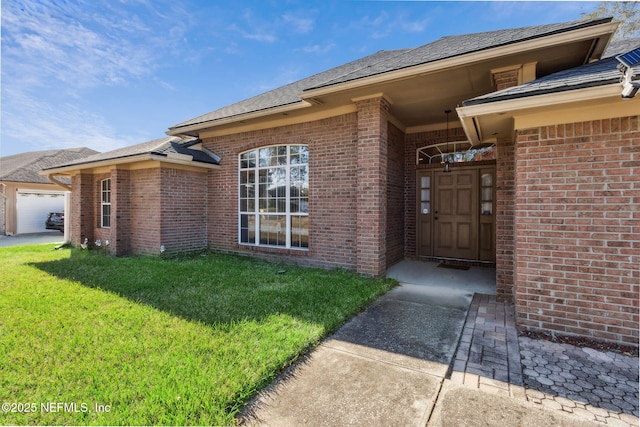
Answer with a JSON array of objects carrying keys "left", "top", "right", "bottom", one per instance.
[
  {"left": 238, "top": 145, "right": 308, "bottom": 250},
  {"left": 100, "top": 178, "right": 111, "bottom": 228}
]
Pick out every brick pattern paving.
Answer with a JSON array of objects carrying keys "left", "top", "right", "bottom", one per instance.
[{"left": 451, "top": 294, "right": 640, "bottom": 427}]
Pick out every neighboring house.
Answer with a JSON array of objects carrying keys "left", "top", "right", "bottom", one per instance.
[
  {"left": 43, "top": 18, "right": 639, "bottom": 347},
  {"left": 0, "top": 148, "right": 97, "bottom": 236}
]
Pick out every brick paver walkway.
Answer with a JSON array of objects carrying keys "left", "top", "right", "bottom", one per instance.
[{"left": 450, "top": 294, "right": 640, "bottom": 427}]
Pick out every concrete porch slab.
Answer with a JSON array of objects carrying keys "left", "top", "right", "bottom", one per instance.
[{"left": 386, "top": 259, "right": 496, "bottom": 297}]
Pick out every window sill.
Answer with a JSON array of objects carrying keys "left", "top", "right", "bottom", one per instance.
[{"left": 237, "top": 244, "right": 309, "bottom": 256}]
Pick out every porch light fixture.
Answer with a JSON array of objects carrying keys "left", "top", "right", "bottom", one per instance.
[{"left": 444, "top": 109, "right": 452, "bottom": 172}]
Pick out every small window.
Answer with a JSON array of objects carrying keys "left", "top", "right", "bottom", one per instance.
[
  {"left": 480, "top": 173, "right": 493, "bottom": 215},
  {"left": 101, "top": 178, "right": 111, "bottom": 228},
  {"left": 420, "top": 175, "right": 431, "bottom": 214}
]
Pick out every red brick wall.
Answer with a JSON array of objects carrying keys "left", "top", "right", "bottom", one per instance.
[
  {"left": 71, "top": 173, "right": 95, "bottom": 247},
  {"left": 203, "top": 113, "right": 360, "bottom": 270},
  {"left": 514, "top": 115, "right": 639, "bottom": 346},
  {"left": 71, "top": 167, "right": 207, "bottom": 255},
  {"left": 112, "top": 169, "right": 131, "bottom": 255},
  {"left": 129, "top": 168, "right": 162, "bottom": 254},
  {"left": 493, "top": 69, "right": 520, "bottom": 91},
  {"left": 386, "top": 122, "right": 405, "bottom": 267},
  {"left": 355, "top": 96, "right": 390, "bottom": 276},
  {"left": 496, "top": 137, "right": 516, "bottom": 301},
  {"left": 159, "top": 168, "right": 208, "bottom": 253}
]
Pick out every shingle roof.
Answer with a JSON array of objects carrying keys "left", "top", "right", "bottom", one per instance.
[
  {"left": 463, "top": 39, "right": 640, "bottom": 106},
  {"left": 169, "top": 49, "right": 409, "bottom": 130},
  {"left": 308, "top": 19, "right": 613, "bottom": 89},
  {"left": 43, "top": 136, "right": 220, "bottom": 171},
  {"left": 170, "top": 17, "right": 612, "bottom": 131},
  {"left": 0, "top": 147, "right": 98, "bottom": 184}
]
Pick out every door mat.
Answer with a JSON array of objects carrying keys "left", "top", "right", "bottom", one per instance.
[{"left": 437, "top": 263, "right": 470, "bottom": 270}]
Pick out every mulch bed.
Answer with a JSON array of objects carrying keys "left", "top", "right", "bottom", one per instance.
[{"left": 518, "top": 330, "right": 639, "bottom": 357}]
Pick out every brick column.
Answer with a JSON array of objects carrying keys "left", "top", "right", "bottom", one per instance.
[
  {"left": 111, "top": 169, "right": 131, "bottom": 255},
  {"left": 496, "top": 137, "right": 515, "bottom": 301},
  {"left": 71, "top": 173, "right": 95, "bottom": 247},
  {"left": 354, "top": 95, "right": 390, "bottom": 277}
]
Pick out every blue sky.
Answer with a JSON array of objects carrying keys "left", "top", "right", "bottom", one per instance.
[{"left": 1, "top": 1, "right": 602, "bottom": 157}]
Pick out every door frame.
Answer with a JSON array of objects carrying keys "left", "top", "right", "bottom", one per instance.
[{"left": 416, "top": 162, "right": 496, "bottom": 262}]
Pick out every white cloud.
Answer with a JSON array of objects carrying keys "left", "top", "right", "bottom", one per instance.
[
  {"left": 299, "top": 43, "right": 336, "bottom": 55},
  {"left": 0, "top": 0, "right": 193, "bottom": 155},
  {"left": 282, "top": 13, "right": 315, "bottom": 34},
  {"left": 2, "top": 2, "right": 157, "bottom": 90},
  {"left": 351, "top": 10, "right": 431, "bottom": 39},
  {"left": 1, "top": 92, "right": 139, "bottom": 154}
]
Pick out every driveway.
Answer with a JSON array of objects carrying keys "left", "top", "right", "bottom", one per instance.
[{"left": 0, "top": 232, "right": 66, "bottom": 248}]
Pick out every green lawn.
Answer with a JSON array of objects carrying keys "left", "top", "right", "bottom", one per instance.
[{"left": 0, "top": 245, "right": 395, "bottom": 426}]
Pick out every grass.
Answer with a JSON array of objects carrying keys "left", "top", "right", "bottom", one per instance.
[{"left": 0, "top": 245, "right": 396, "bottom": 426}]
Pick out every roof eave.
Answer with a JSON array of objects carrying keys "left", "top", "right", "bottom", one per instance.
[
  {"left": 41, "top": 153, "right": 219, "bottom": 176},
  {"left": 166, "top": 100, "right": 312, "bottom": 137},
  {"left": 457, "top": 83, "right": 623, "bottom": 144},
  {"left": 300, "top": 20, "right": 619, "bottom": 100}
]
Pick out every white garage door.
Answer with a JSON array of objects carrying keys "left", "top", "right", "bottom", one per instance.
[{"left": 16, "top": 191, "right": 66, "bottom": 234}]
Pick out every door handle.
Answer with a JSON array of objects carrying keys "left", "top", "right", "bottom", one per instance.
[{"left": 434, "top": 210, "right": 438, "bottom": 220}]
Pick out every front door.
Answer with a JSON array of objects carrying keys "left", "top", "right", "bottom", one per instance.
[
  {"left": 434, "top": 169, "right": 477, "bottom": 259},
  {"left": 417, "top": 165, "right": 495, "bottom": 261}
]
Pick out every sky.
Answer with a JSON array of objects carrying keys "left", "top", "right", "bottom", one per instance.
[{"left": 1, "top": 0, "right": 604, "bottom": 157}]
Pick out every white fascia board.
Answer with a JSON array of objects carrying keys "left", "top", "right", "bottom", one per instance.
[
  {"left": 41, "top": 154, "right": 220, "bottom": 176},
  {"left": 40, "top": 154, "right": 154, "bottom": 176},
  {"left": 456, "top": 83, "right": 625, "bottom": 144},
  {"left": 457, "top": 84, "right": 621, "bottom": 119}
]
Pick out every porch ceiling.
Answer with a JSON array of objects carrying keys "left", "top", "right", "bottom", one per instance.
[{"left": 305, "top": 39, "right": 600, "bottom": 131}]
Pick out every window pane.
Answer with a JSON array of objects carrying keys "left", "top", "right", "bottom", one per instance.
[
  {"left": 291, "top": 216, "right": 308, "bottom": 248},
  {"left": 102, "top": 205, "right": 111, "bottom": 227},
  {"left": 421, "top": 176, "right": 430, "bottom": 188},
  {"left": 421, "top": 189, "right": 430, "bottom": 202},
  {"left": 240, "top": 198, "right": 256, "bottom": 212},
  {"left": 259, "top": 147, "right": 287, "bottom": 167},
  {"left": 240, "top": 151, "right": 256, "bottom": 169},
  {"left": 240, "top": 214, "right": 256, "bottom": 243},
  {"left": 290, "top": 146, "right": 309, "bottom": 164},
  {"left": 481, "top": 173, "right": 492, "bottom": 187},
  {"left": 421, "top": 202, "right": 430, "bottom": 214},
  {"left": 482, "top": 187, "right": 492, "bottom": 201},
  {"left": 259, "top": 215, "right": 286, "bottom": 246}
]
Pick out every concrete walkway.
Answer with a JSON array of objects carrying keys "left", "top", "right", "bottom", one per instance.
[{"left": 240, "top": 260, "right": 639, "bottom": 426}]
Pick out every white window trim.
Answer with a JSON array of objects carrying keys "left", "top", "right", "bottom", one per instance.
[
  {"left": 238, "top": 145, "right": 308, "bottom": 250},
  {"left": 101, "top": 178, "right": 111, "bottom": 228}
]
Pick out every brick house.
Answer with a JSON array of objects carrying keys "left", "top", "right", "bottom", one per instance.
[{"left": 43, "top": 18, "right": 639, "bottom": 347}]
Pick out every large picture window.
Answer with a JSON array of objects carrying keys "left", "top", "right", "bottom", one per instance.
[
  {"left": 239, "top": 145, "right": 308, "bottom": 249},
  {"left": 101, "top": 178, "right": 111, "bottom": 228}
]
